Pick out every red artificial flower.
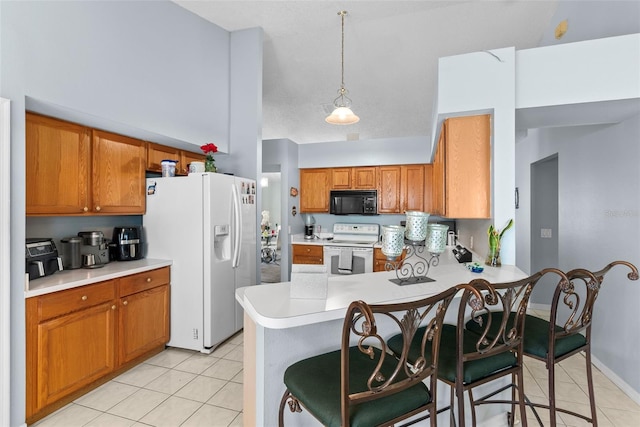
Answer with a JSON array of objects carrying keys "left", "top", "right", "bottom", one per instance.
[{"left": 200, "top": 143, "right": 218, "bottom": 155}]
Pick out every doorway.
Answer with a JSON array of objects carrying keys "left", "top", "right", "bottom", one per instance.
[
  {"left": 530, "top": 154, "right": 559, "bottom": 304},
  {"left": 260, "top": 172, "right": 281, "bottom": 282}
]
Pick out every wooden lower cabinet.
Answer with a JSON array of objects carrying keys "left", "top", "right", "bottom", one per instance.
[
  {"left": 26, "top": 267, "right": 170, "bottom": 424},
  {"left": 292, "top": 244, "right": 324, "bottom": 264},
  {"left": 118, "top": 284, "right": 170, "bottom": 365}
]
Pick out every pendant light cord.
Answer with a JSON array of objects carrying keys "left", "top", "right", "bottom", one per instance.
[{"left": 340, "top": 10, "right": 346, "bottom": 89}]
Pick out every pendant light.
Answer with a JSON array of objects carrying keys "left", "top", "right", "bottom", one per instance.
[{"left": 325, "top": 11, "right": 360, "bottom": 125}]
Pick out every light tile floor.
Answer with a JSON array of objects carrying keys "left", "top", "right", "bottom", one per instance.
[
  {"left": 33, "top": 332, "right": 244, "bottom": 427},
  {"left": 33, "top": 310, "right": 640, "bottom": 427}
]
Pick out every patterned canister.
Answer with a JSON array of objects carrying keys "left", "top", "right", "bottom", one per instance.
[
  {"left": 381, "top": 225, "right": 405, "bottom": 259},
  {"left": 426, "top": 224, "right": 449, "bottom": 254},
  {"left": 405, "top": 211, "right": 430, "bottom": 242}
]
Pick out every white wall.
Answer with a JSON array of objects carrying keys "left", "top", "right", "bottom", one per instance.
[
  {"left": 298, "top": 136, "right": 430, "bottom": 168},
  {"left": 0, "top": 2, "right": 258, "bottom": 425},
  {"left": 515, "top": 114, "right": 640, "bottom": 398},
  {"left": 263, "top": 138, "right": 300, "bottom": 281},
  {"left": 435, "top": 47, "right": 516, "bottom": 264}
]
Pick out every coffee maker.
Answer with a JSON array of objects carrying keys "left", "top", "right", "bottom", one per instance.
[
  {"left": 77, "top": 231, "right": 110, "bottom": 268},
  {"left": 112, "top": 226, "right": 143, "bottom": 261},
  {"left": 303, "top": 214, "right": 315, "bottom": 240}
]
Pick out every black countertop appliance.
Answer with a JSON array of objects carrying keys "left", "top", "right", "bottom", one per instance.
[
  {"left": 26, "top": 238, "right": 63, "bottom": 280},
  {"left": 112, "top": 226, "right": 143, "bottom": 261}
]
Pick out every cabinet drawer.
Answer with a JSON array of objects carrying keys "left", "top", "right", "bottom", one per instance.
[
  {"left": 36, "top": 281, "right": 115, "bottom": 321},
  {"left": 292, "top": 245, "right": 324, "bottom": 264},
  {"left": 292, "top": 245, "right": 323, "bottom": 257},
  {"left": 119, "top": 267, "right": 170, "bottom": 297}
]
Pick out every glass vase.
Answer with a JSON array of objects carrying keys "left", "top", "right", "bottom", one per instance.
[
  {"left": 204, "top": 158, "right": 216, "bottom": 173},
  {"left": 485, "top": 244, "right": 501, "bottom": 267}
]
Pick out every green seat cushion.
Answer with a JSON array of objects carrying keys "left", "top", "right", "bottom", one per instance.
[
  {"left": 387, "top": 324, "right": 517, "bottom": 385},
  {"left": 283, "top": 346, "right": 431, "bottom": 427},
  {"left": 465, "top": 312, "right": 587, "bottom": 359}
]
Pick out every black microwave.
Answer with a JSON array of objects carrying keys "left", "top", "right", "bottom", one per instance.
[{"left": 329, "top": 190, "right": 378, "bottom": 215}]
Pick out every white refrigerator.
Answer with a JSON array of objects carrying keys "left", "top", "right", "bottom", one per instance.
[{"left": 143, "top": 173, "right": 257, "bottom": 353}]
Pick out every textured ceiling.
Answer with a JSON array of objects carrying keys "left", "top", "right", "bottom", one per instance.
[{"left": 174, "top": 1, "right": 558, "bottom": 144}]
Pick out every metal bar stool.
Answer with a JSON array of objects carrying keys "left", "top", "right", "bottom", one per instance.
[
  {"left": 388, "top": 269, "right": 569, "bottom": 426},
  {"left": 278, "top": 285, "right": 462, "bottom": 427},
  {"left": 465, "top": 261, "right": 638, "bottom": 426}
]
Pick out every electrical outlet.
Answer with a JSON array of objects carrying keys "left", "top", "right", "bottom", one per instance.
[
  {"left": 470, "top": 236, "right": 474, "bottom": 249},
  {"left": 541, "top": 228, "right": 552, "bottom": 238}
]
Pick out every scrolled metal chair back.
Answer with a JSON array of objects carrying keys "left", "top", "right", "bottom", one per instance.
[
  {"left": 340, "top": 286, "right": 458, "bottom": 420},
  {"left": 551, "top": 261, "right": 638, "bottom": 339},
  {"left": 461, "top": 268, "right": 569, "bottom": 361}
]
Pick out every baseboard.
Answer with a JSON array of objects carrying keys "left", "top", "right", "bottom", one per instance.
[
  {"left": 526, "top": 303, "right": 640, "bottom": 406},
  {"left": 591, "top": 354, "right": 640, "bottom": 406}
]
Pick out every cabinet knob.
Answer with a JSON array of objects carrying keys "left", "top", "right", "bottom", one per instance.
[
  {"left": 81, "top": 295, "right": 88, "bottom": 301},
  {"left": 111, "top": 305, "right": 116, "bottom": 310},
  {"left": 123, "top": 300, "right": 128, "bottom": 306},
  {"left": 83, "top": 207, "right": 89, "bottom": 212},
  {"left": 146, "top": 277, "right": 152, "bottom": 283},
  {"left": 95, "top": 206, "right": 101, "bottom": 211}
]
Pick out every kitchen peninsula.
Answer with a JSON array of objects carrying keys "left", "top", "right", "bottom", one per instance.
[{"left": 237, "top": 250, "right": 527, "bottom": 426}]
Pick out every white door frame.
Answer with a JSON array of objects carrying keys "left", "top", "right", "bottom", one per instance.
[{"left": 0, "top": 97, "right": 11, "bottom": 426}]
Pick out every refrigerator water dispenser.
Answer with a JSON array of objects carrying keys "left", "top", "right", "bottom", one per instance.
[{"left": 213, "top": 224, "right": 231, "bottom": 260}]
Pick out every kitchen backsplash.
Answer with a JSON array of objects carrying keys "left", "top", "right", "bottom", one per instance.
[{"left": 26, "top": 215, "right": 142, "bottom": 245}]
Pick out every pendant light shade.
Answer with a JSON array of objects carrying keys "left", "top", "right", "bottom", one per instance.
[{"left": 325, "top": 11, "right": 359, "bottom": 125}]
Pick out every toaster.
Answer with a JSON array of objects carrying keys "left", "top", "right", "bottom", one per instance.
[{"left": 26, "top": 238, "right": 63, "bottom": 280}]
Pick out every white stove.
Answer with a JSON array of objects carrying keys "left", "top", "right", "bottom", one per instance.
[
  {"left": 323, "top": 223, "right": 379, "bottom": 275},
  {"left": 327, "top": 223, "right": 379, "bottom": 247}
]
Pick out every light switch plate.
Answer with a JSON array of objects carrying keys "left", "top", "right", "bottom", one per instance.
[{"left": 541, "top": 228, "right": 552, "bottom": 238}]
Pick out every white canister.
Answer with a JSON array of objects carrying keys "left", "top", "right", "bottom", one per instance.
[
  {"left": 189, "top": 161, "right": 205, "bottom": 173},
  {"left": 161, "top": 160, "right": 177, "bottom": 177},
  {"left": 426, "top": 224, "right": 449, "bottom": 254},
  {"left": 405, "top": 211, "right": 430, "bottom": 242},
  {"left": 381, "top": 225, "right": 405, "bottom": 259}
]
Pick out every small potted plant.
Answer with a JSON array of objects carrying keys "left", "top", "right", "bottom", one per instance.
[
  {"left": 486, "top": 219, "right": 513, "bottom": 266},
  {"left": 200, "top": 142, "right": 218, "bottom": 172}
]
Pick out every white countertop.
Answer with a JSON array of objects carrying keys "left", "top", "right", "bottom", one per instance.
[
  {"left": 237, "top": 250, "right": 526, "bottom": 329},
  {"left": 25, "top": 258, "right": 173, "bottom": 298}
]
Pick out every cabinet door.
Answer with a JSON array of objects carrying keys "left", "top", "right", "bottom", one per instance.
[
  {"left": 35, "top": 302, "right": 116, "bottom": 410},
  {"left": 146, "top": 142, "right": 180, "bottom": 174},
  {"left": 26, "top": 113, "right": 92, "bottom": 215},
  {"left": 300, "top": 169, "right": 330, "bottom": 213},
  {"left": 118, "top": 284, "right": 170, "bottom": 365},
  {"left": 432, "top": 132, "right": 446, "bottom": 216},
  {"left": 444, "top": 115, "right": 491, "bottom": 218},
  {"left": 401, "top": 165, "right": 426, "bottom": 212},
  {"left": 353, "top": 167, "right": 377, "bottom": 189},
  {"left": 331, "top": 168, "right": 352, "bottom": 189},
  {"left": 180, "top": 150, "right": 206, "bottom": 175},
  {"left": 92, "top": 130, "right": 146, "bottom": 214},
  {"left": 378, "top": 166, "right": 402, "bottom": 213}
]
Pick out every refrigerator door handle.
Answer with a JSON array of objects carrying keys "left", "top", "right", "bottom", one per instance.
[{"left": 231, "top": 184, "right": 242, "bottom": 268}]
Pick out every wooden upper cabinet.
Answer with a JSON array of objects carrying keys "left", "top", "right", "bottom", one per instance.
[
  {"left": 146, "top": 142, "right": 180, "bottom": 174},
  {"left": 180, "top": 150, "right": 206, "bottom": 175},
  {"left": 378, "top": 166, "right": 402, "bottom": 213},
  {"left": 26, "top": 113, "right": 146, "bottom": 216},
  {"left": 353, "top": 167, "right": 377, "bottom": 189},
  {"left": 379, "top": 165, "right": 427, "bottom": 213},
  {"left": 435, "top": 114, "right": 491, "bottom": 218},
  {"left": 146, "top": 142, "right": 205, "bottom": 175},
  {"left": 330, "top": 166, "right": 377, "bottom": 190},
  {"left": 401, "top": 164, "right": 426, "bottom": 212},
  {"left": 331, "top": 168, "right": 352, "bottom": 189},
  {"left": 26, "top": 113, "right": 92, "bottom": 215},
  {"left": 92, "top": 130, "right": 146, "bottom": 215},
  {"left": 300, "top": 168, "right": 330, "bottom": 212}
]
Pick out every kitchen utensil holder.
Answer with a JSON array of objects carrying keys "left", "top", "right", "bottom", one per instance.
[{"left": 385, "top": 241, "right": 440, "bottom": 286}]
